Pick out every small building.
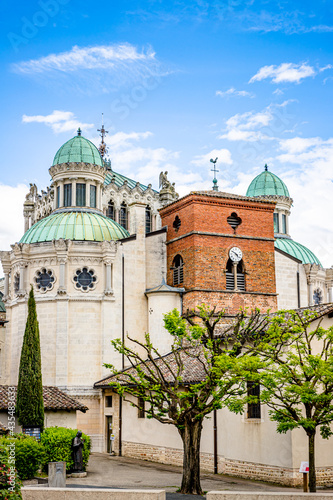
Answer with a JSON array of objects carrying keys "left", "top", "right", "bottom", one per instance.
[{"left": 0, "top": 385, "right": 88, "bottom": 432}]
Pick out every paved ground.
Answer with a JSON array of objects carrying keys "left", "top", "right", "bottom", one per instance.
[{"left": 66, "top": 453, "right": 299, "bottom": 497}]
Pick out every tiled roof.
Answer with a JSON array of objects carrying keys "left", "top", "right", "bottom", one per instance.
[
  {"left": 0, "top": 386, "right": 88, "bottom": 413},
  {"left": 95, "top": 304, "right": 333, "bottom": 389},
  {"left": 95, "top": 347, "right": 207, "bottom": 388},
  {"left": 104, "top": 170, "right": 158, "bottom": 193}
]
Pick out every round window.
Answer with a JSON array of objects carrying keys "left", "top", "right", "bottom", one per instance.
[
  {"left": 74, "top": 267, "right": 97, "bottom": 292},
  {"left": 35, "top": 269, "right": 55, "bottom": 292}
]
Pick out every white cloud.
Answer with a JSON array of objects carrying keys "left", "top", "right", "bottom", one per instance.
[
  {"left": 279, "top": 137, "right": 323, "bottom": 154},
  {"left": 12, "top": 43, "right": 156, "bottom": 74},
  {"left": 22, "top": 110, "right": 94, "bottom": 135},
  {"left": 11, "top": 43, "right": 170, "bottom": 94},
  {"left": 250, "top": 63, "right": 315, "bottom": 84},
  {"left": 273, "top": 88, "right": 284, "bottom": 96},
  {"left": 216, "top": 87, "right": 254, "bottom": 98},
  {"left": 0, "top": 184, "right": 27, "bottom": 268},
  {"left": 191, "top": 149, "right": 232, "bottom": 167},
  {"left": 219, "top": 107, "right": 275, "bottom": 142}
]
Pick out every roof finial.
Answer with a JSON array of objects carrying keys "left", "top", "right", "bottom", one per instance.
[
  {"left": 264, "top": 163, "right": 268, "bottom": 171},
  {"left": 98, "top": 113, "right": 109, "bottom": 159},
  {"left": 210, "top": 157, "right": 219, "bottom": 192},
  {"left": 77, "top": 127, "right": 82, "bottom": 136}
]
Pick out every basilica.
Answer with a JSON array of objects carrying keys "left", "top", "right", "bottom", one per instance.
[{"left": 0, "top": 128, "right": 332, "bottom": 485}]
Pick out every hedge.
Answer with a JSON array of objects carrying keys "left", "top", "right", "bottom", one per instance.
[{"left": 40, "top": 427, "right": 91, "bottom": 472}]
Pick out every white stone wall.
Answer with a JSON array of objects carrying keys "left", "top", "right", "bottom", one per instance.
[{"left": 275, "top": 250, "right": 308, "bottom": 309}]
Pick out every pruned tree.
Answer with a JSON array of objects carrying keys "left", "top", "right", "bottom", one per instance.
[
  {"left": 243, "top": 309, "right": 333, "bottom": 492},
  {"left": 105, "top": 305, "right": 268, "bottom": 495},
  {"left": 16, "top": 286, "right": 44, "bottom": 431}
]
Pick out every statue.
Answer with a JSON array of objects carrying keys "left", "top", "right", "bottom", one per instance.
[
  {"left": 72, "top": 431, "right": 84, "bottom": 472},
  {"left": 159, "top": 171, "right": 171, "bottom": 190},
  {"left": 25, "top": 183, "right": 37, "bottom": 202}
]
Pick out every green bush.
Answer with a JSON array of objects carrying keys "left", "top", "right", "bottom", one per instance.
[
  {"left": 13, "top": 434, "right": 45, "bottom": 480},
  {"left": 0, "top": 439, "right": 22, "bottom": 500},
  {"left": 40, "top": 427, "right": 91, "bottom": 472}
]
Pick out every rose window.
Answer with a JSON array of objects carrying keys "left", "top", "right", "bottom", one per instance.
[
  {"left": 35, "top": 268, "right": 55, "bottom": 292},
  {"left": 74, "top": 268, "right": 97, "bottom": 291}
]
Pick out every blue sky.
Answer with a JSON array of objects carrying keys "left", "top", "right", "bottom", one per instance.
[{"left": 1, "top": 0, "right": 333, "bottom": 267}]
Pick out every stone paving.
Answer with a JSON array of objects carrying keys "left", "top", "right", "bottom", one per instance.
[{"left": 66, "top": 453, "right": 300, "bottom": 496}]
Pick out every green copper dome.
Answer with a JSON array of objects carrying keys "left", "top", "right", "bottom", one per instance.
[
  {"left": 246, "top": 166, "right": 290, "bottom": 197},
  {"left": 20, "top": 210, "right": 129, "bottom": 244},
  {"left": 52, "top": 133, "right": 103, "bottom": 167},
  {"left": 275, "top": 238, "right": 322, "bottom": 267}
]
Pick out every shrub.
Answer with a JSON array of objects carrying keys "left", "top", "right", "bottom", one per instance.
[
  {"left": 14, "top": 434, "right": 45, "bottom": 480},
  {"left": 0, "top": 439, "right": 22, "bottom": 500},
  {"left": 40, "top": 427, "right": 91, "bottom": 472}
]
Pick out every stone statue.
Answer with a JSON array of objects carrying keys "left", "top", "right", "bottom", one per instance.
[
  {"left": 72, "top": 431, "right": 84, "bottom": 471},
  {"left": 159, "top": 171, "right": 171, "bottom": 190},
  {"left": 25, "top": 183, "right": 37, "bottom": 202}
]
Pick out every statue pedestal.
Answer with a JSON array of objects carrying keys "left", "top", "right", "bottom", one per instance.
[
  {"left": 71, "top": 471, "right": 87, "bottom": 478},
  {"left": 48, "top": 461, "right": 66, "bottom": 488}
]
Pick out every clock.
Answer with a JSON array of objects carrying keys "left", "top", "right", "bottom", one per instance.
[{"left": 229, "top": 247, "right": 242, "bottom": 262}]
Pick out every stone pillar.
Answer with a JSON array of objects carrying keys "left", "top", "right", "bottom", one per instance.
[
  {"left": 59, "top": 181, "right": 64, "bottom": 208},
  {"left": 329, "top": 286, "right": 333, "bottom": 303},
  {"left": 96, "top": 184, "right": 101, "bottom": 211},
  {"left": 72, "top": 181, "right": 76, "bottom": 206},
  {"left": 58, "top": 258, "right": 67, "bottom": 294},
  {"left": 115, "top": 208, "right": 120, "bottom": 224},
  {"left": 278, "top": 211, "right": 283, "bottom": 235},
  {"left": 18, "top": 264, "right": 26, "bottom": 297},
  {"left": 23, "top": 211, "right": 30, "bottom": 232},
  {"left": 4, "top": 272, "right": 9, "bottom": 299},
  {"left": 104, "top": 261, "right": 113, "bottom": 295},
  {"left": 152, "top": 214, "right": 156, "bottom": 232},
  {"left": 285, "top": 211, "right": 290, "bottom": 236},
  {"left": 308, "top": 281, "right": 314, "bottom": 306}
]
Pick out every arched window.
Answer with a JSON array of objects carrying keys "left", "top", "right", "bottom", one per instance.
[
  {"left": 106, "top": 200, "right": 115, "bottom": 220},
  {"left": 172, "top": 255, "right": 184, "bottom": 286},
  {"left": 226, "top": 258, "right": 245, "bottom": 291},
  {"left": 145, "top": 206, "right": 152, "bottom": 234},
  {"left": 120, "top": 202, "right": 128, "bottom": 230}
]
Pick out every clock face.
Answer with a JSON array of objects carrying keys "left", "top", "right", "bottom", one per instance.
[{"left": 229, "top": 247, "right": 243, "bottom": 262}]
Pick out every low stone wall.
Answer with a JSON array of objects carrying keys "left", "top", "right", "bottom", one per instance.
[
  {"left": 22, "top": 488, "right": 165, "bottom": 500},
  {"left": 122, "top": 441, "right": 333, "bottom": 488},
  {"left": 207, "top": 493, "right": 333, "bottom": 500}
]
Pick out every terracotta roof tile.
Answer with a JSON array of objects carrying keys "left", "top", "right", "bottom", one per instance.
[{"left": 0, "top": 386, "right": 88, "bottom": 413}]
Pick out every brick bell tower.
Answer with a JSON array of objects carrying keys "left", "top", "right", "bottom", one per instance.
[{"left": 159, "top": 190, "right": 278, "bottom": 314}]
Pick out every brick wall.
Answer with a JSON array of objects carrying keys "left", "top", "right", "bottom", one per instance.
[{"left": 160, "top": 193, "right": 277, "bottom": 314}]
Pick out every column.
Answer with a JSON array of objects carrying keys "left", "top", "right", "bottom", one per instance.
[
  {"left": 308, "top": 281, "right": 314, "bottom": 306},
  {"left": 152, "top": 214, "right": 156, "bottom": 232},
  {"left": 104, "top": 261, "right": 113, "bottom": 295},
  {"left": 278, "top": 211, "right": 283, "bottom": 235},
  {"left": 72, "top": 181, "right": 76, "bottom": 206},
  {"left": 115, "top": 208, "right": 120, "bottom": 224},
  {"left": 57, "top": 259, "right": 67, "bottom": 294},
  {"left": 23, "top": 212, "right": 30, "bottom": 233},
  {"left": 285, "top": 212, "right": 290, "bottom": 236},
  {"left": 97, "top": 184, "right": 101, "bottom": 211},
  {"left": 18, "top": 264, "right": 26, "bottom": 297},
  {"left": 59, "top": 181, "right": 64, "bottom": 208},
  {"left": 4, "top": 272, "right": 9, "bottom": 299},
  {"left": 329, "top": 286, "right": 333, "bottom": 303}
]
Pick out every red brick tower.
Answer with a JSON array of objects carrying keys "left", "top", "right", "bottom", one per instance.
[{"left": 159, "top": 191, "right": 277, "bottom": 314}]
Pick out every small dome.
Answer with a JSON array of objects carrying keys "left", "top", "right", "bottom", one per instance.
[
  {"left": 20, "top": 209, "right": 129, "bottom": 244},
  {"left": 275, "top": 238, "right": 322, "bottom": 267},
  {"left": 246, "top": 166, "right": 290, "bottom": 197},
  {"left": 52, "top": 134, "right": 103, "bottom": 167}
]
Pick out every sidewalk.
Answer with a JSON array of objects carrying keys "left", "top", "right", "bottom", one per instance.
[{"left": 66, "top": 453, "right": 301, "bottom": 494}]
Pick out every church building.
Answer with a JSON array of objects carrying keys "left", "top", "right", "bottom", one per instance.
[{"left": 0, "top": 128, "right": 332, "bottom": 485}]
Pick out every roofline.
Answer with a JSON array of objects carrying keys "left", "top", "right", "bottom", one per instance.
[{"left": 275, "top": 246, "right": 302, "bottom": 264}]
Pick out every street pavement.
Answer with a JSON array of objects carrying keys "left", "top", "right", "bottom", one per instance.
[{"left": 66, "top": 453, "right": 300, "bottom": 497}]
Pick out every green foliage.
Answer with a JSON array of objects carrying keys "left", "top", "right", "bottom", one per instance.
[
  {"left": 40, "top": 427, "right": 91, "bottom": 472},
  {"left": 0, "top": 439, "right": 22, "bottom": 499},
  {"left": 13, "top": 434, "right": 45, "bottom": 480},
  {"left": 16, "top": 287, "right": 44, "bottom": 430}
]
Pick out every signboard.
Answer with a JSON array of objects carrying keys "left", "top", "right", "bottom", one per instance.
[
  {"left": 22, "top": 426, "right": 41, "bottom": 441},
  {"left": 110, "top": 434, "right": 115, "bottom": 441},
  {"left": 299, "top": 461, "right": 309, "bottom": 473}
]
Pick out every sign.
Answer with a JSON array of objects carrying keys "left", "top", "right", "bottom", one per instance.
[
  {"left": 22, "top": 426, "right": 41, "bottom": 441},
  {"left": 299, "top": 461, "right": 309, "bottom": 473},
  {"left": 110, "top": 434, "right": 115, "bottom": 441}
]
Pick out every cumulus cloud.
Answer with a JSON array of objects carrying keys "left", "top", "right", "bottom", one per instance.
[
  {"left": 219, "top": 107, "right": 274, "bottom": 142},
  {"left": 250, "top": 63, "right": 315, "bottom": 84},
  {"left": 22, "top": 110, "right": 94, "bottom": 135},
  {"left": 216, "top": 88, "right": 254, "bottom": 98}
]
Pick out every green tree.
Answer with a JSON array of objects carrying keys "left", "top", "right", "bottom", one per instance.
[
  {"left": 245, "top": 309, "right": 333, "bottom": 493},
  {"left": 16, "top": 286, "right": 44, "bottom": 431},
  {"left": 105, "top": 305, "right": 266, "bottom": 495}
]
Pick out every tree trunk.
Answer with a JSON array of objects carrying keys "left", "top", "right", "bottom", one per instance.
[
  {"left": 308, "top": 432, "right": 316, "bottom": 492},
  {"left": 178, "top": 418, "right": 203, "bottom": 495}
]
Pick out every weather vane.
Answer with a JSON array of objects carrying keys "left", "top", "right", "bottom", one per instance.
[
  {"left": 210, "top": 157, "right": 219, "bottom": 192},
  {"left": 98, "top": 113, "right": 109, "bottom": 158}
]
